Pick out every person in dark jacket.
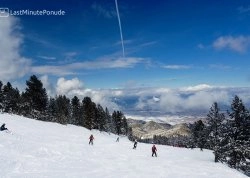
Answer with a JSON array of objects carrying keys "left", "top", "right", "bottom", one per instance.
[
  {"left": 152, "top": 145, "right": 157, "bottom": 157},
  {"left": 89, "top": 134, "right": 94, "bottom": 145},
  {"left": 0, "top": 123, "right": 8, "bottom": 131},
  {"left": 116, "top": 137, "right": 119, "bottom": 142},
  {"left": 133, "top": 140, "right": 137, "bottom": 149}
]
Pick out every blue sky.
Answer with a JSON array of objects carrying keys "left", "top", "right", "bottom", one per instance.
[
  {"left": 1, "top": 0, "right": 250, "bottom": 88},
  {"left": 1, "top": 0, "right": 250, "bottom": 114}
]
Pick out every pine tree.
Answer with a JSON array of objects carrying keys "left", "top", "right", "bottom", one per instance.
[
  {"left": 2, "top": 82, "right": 13, "bottom": 112},
  {"left": 0, "top": 80, "right": 3, "bottom": 111},
  {"left": 91, "top": 102, "right": 98, "bottom": 129},
  {"left": 70, "top": 96, "right": 82, "bottom": 125},
  {"left": 96, "top": 104, "right": 106, "bottom": 131},
  {"left": 223, "top": 96, "right": 250, "bottom": 172},
  {"left": 2, "top": 82, "right": 20, "bottom": 113},
  {"left": 112, "top": 111, "right": 127, "bottom": 135},
  {"left": 112, "top": 111, "right": 122, "bottom": 135},
  {"left": 24, "top": 75, "right": 48, "bottom": 119},
  {"left": 191, "top": 120, "right": 207, "bottom": 151},
  {"left": 11, "top": 87, "right": 20, "bottom": 114},
  {"left": 47, "top": 98, "right": 57, "bottom": 122},
  {"left": 54, "top": 95, "right": 70, "bottom": 124},
  {"left": 206, "top": 102, "right": 225, "bottom": 162},
  {"left": 82, "top": 97, "right": 96, "bottom": 130},
  {"left": 18, "top": 92, "right": 31, "bottom": 117},
  {"left": 121, "top": 116, "right": 129, "bottom": 135},
  {"left": 104, "top": 107, "right": 114, "bottom": 133},
  {"left": 70, "top": 96, "right": 79, "bottom": 124}
]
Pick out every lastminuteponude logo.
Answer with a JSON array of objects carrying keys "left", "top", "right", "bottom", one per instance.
[
  {"left": 0, "top": 8, "right": 66, "bottom": 17},
  {"left": 0, "top": 8, "right": 9, "bottom": 17}
]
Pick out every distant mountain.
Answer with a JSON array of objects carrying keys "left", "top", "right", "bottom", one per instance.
[
  {"left": 128, "top": 119, "right": 191, "bottom": 140},
  {"left": 127, "top": 114, "right": 205, "bottom": 125}
]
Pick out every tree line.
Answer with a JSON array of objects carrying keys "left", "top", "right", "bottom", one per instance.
[
  {"left": 0, "top": 75, "right": 130, "bottom": 136},
  {"left": 190, "top": 96, "right": 250, "bottom": 176}
]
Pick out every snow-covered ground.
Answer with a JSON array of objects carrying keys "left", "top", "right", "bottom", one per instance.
[{"left": 0, "top": 113, "right": 247, "bottom": 178}]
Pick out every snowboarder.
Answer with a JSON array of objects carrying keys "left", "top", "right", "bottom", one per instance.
[
  {"left": 133, "top": 140, "right": 137, "bottom": 149},
  {"left": 89, "top": 134, "right": 94, "bottom": 145},
  {"left": 152, "top": 144, "right": 157, "bottom": 157},
  {"left": 0, "top": 123, "right": 8, "bottom": 131},
  {"left": 116, "top": 137, "right": 119, "bottom": 142}
]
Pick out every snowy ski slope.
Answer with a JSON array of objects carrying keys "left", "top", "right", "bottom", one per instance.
[{"left": 0, "top": 113, "right": 248, "bottom": 178}]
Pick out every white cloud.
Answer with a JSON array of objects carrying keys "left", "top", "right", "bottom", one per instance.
[
  {"left": 42, "top": 77, "right": 250, "bottom": 115},
  {"left": 209, "top": 64, "right": 231, "bottom": 70},
  {"left": 139, "top": 41, "right": 157, "bottom": 47},
  {"left": 54, "top": 77, "right": 120, "bottom": 111},
  {"left": 38, "top": 56, "right": 56, "bottom": 60},
  {"left": 91, "top": 2, "right": 116, "bottom": 19},
  {"left": 32, "top": 57, "right": 145, "bottom": 76},
  {"left": 114, "top": 40, "right": 134, "bottom": 46},
  {"left": 56, "top": 77, "right": 84, "bottom": 95},
  {"left": 40, "top": 75, "right": 55, "bottom": 96},
  {"left": 179, "top": 90, "right": 229, "bottom": 111},
  {"left": 163, "top": 65, "right": 191, "bottom": 70},
  {"left": 238, "top": 6, "right": 250, "bottom": 14},
  {"left": 213, "top": 35, "right": 250, "bottom": 53},
  {"left": 32, "top": 65, "right": 76, "bottom": 76},
  {"left": 0, "top": 15, "right": 31, "bottom": 81},
  {"left": 153, "top": 96, "right": 160, "bottom": 102},
  {"left": 197, "top": 43, "right": 205, "bottom": 49},
  {"left": 135, "top": 86, "right": 231, "bottom": 114},
  {"left": 181, "top": 84, "right": 213, "bottom": 92}
]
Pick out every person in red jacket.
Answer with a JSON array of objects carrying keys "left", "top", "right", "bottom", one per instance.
[
  {"left": 89, "top": 134, "right": 94, "bottom": 145},
  {"left": 152, "top": 145, "right": 157, "bottom": 157}
]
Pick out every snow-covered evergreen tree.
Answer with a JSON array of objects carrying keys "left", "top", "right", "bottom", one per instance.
[
  {"left": 121, "top": 116, "right": 129, "bottom": 135},
  {"left": 96, "top": 104, "right": 106, "bottom": 131},
  {"left": 190, "top": 120, "right": 207, "bottom": 151},
  {"left": 82, "top": 97, "right": 96, "bottom": 130},
  {"left": 70, "top": 96, "right": 82, "bottom": 125},
  {"left": 0, "top": 80, "right": 3, "bottom": 111},
  {"left": 206, "top": 102, "right": 225, "bottom": 162},
  {"left": 104, "top": 107, "right": 115, "bottom": 134},
  {"left": 54, "top": 95, "right": 70, "bottom": 124},
  {"left": 2, "top": 82, "right": 20, "bottom": 114},
  {"left": 47, "top": 98, "right": 57, "bottom": 122},
  {"left": 224, "top": 96, "right": 250, "bottom": 172},
  {"left": 112, "top": 111, "right": 122, "bottom": 135}
]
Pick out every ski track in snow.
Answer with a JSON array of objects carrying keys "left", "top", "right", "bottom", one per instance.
[{"left": 0, "top": 113, "right": 248, "bottom": 178}]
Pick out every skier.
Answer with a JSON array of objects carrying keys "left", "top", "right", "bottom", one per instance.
[
  {"left": 0, "top": 123, "right": 8, "bottom": 131},
  {"left": 89, "top": 134, "right": 94, "bottom": 145},
  {"left": 152, "top": 144, "right": 157, "bottom": 157},
  {"left": 116, "top": 137, "right": 119, "bottom": 142},
  {"left": 133, "top": 140, "right": 137, "bottom": 149}
]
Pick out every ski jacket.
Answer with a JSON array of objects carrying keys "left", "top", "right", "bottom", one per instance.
[
  {"left": 152, "top": 145, "right": 157, "bottom": 152},
  {"left": 89, "top": 135, "right": 94, "bottom": 140},
  {"left": 0, "top": 124, "right": 7, "bottom": 131}
]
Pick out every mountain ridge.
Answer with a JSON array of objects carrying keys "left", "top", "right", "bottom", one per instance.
[{"left": 128, "top": 118, "right": 192, "bottom": 140}]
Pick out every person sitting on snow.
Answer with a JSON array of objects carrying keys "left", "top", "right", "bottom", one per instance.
[{"left": 0, "top": 123, "right": 8, "bottom": 131}]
